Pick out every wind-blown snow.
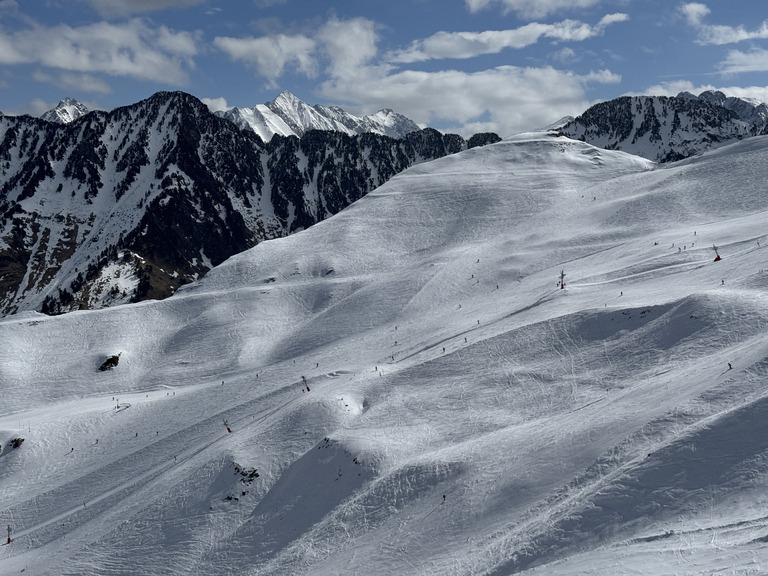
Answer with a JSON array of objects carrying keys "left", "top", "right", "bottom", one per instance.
[{"left": 2, "top": 133, "right": 768, "bottom": 575}]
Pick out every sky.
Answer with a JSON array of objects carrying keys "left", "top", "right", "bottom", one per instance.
[{"left": 2, "top": 0, "right": 768, "bottom": 137}]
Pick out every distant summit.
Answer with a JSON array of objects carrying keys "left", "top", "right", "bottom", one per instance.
[
  {"left": 41, "top": 97, "right": 89, "bottom": 124},
  {"left": 215, "top": 91, "right": 421, "bottom": 142},
  {"left": 677, "top": 89, "right": 768, "bottom": 126},
  {"left": 561, "top": 91, "right": 768, "bottom": 162}
]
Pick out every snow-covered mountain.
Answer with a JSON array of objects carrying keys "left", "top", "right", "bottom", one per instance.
[
  {"left": 216, "top": 91, "right": 421, "bottom": 141},
  {"left": 562, "top": 91, "right": 768, "bottom": 161},
  {"left": 40, "top": 97, "right": 90, "bottom": 124},
  {"left": 0, "top": 91, "right": 492, "bottom": 317},
  {"left": 689, "top": 89, "right": 768, "bottom": 126},
  {"left": 3, "top": 131, "right": 768, "bottom": 575}
]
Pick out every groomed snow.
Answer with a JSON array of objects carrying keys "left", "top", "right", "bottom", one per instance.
[{"left": 2, "top": 133, "right": 768, "bottom": 575}]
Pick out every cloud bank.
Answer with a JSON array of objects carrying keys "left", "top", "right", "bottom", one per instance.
[{"left": 0, "top": 18, "right": 199, "bottom": 85}]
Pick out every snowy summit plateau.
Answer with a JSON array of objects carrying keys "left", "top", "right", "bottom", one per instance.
[{"left": 2, "top": 89, "right": 768, "bottom": 576}]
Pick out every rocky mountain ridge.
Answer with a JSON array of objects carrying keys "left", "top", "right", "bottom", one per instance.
[
  {"left": 561, "top": 90, "right": 768, "bottom": 162},
  {"left": 39, "top": 91, "right": 422, "bottom": 142},
  {"left": 215, "top": 91, "right": 421, "bottom": 141},
  {"left": 40, "top": 97, "right": 90, "bottom": 124},
  {"left": 0, "top": 91, "right": 499, "bottom": 317}
]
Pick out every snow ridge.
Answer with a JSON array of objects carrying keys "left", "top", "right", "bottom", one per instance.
[{"left": 216, "top": 91, "right": 421, "bottom": 142}]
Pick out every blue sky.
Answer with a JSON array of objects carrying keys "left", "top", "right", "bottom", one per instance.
[{"left": 2, "top": 0, "right": 768, "bottom": 136}]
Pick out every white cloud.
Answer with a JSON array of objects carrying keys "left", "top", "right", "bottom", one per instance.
[
  {"left": 214, "top": 17, "right": 383, "bottom": 88},
  {"left": 215, "top": 15, "right": 621, "bottom": 137},
  {"left": 85, "top": 0, "right": 205, "bottom": 18},
  {"left": 201, "top": 96, "right": 229, "bottom": 112},
  {"left": 33, "top": 71, "right": 113, "bottom": 94},
  {"left": 316, "top": 17, "right": 381, "bottom": 81},
  {"left": 320, "top": 65, "right": 618, "bottom": 137},
  {"left": 466, "top": 0, "right": 601, "bottom": 20},
  {"left": 718, "top": 48, "right": 768, "bottom": 74},
  {"left": 552, "top": 47, "right": 578, "bottom": 63},
  {"left": 388, "top": 14, "right": 628, "bottom": 63},
  {"left": 213, "top": 34, "right": 317, "bottom": 86},
  {"left": 681, "top": 3, "right": 768, "bottom": 45},
  {"left": 0, "top": 19, "right": 199, "bottom": 85},
  {"left": 637, "top": 80, "right": 704, "bottom": 97},
  {"left": 680, "top": 3, "right": 710, "bottom": 27},
  {"left": 702, "top": 24, "right": 768, "bottom": 45},
  {"left": 25, "top": 98, "right": 56, "bottom": 116}
]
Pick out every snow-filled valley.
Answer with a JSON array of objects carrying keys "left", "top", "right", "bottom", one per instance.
[{"left": 2, "top": 132, "right": 768, "bottom": 575}]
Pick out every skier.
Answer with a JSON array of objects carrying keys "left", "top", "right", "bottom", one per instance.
[{"left": 728, "top": 363, "right": 732, "bottom": 370}]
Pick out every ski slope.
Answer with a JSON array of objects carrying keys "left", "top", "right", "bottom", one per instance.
[{"left": 2, "top": 132, "right": 768, "bottom": 575}]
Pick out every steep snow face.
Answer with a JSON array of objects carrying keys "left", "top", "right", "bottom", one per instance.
[
  {"left": 360, "top": 108, "right": 422, "bottom": 138},
  {"left": 219, "top": 104, "right": 295, "bottom": 141},
  {"left": 40, "top": 98, "right": 89, "bottom": 124},
  {"left": 215, "top": 91, "right": 420, "bottom": 141},
  {"left": 4, "top": 133, "right": 768, "bottom": 575}
]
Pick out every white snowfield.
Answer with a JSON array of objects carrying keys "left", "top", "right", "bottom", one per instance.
[{"left": 3, "top": 133, "right": 768, "bottom": 575}]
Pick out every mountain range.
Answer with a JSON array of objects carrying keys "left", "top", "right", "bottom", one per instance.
[
  {"left": 1, "top": 88, "right": 766, "bottom": 318},
  {"left": 216, "top": 91, "right": 422, "bottom": 141},
  {"left": 38, "top": 91, "right": 422, "bottom": 142},
  {"left": 561, "top": 89, "right": 768, "bottom": 162},
  {"left": 0, "top": 91, "right": 499, "bottom": 317}
]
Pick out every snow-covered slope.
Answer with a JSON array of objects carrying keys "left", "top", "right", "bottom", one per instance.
[
  {"left": 217, "top": 91, "right": 421, "bottom": 141},
  {"left": 3, "top": 133, "right": 768, "bottom": 575}
]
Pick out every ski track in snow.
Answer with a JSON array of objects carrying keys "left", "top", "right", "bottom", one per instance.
[{"left": 2, "top": 133, "right": 768, "bottom": 574}]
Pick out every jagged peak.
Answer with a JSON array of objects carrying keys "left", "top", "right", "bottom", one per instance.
[
  {"left": 698, "top": 90, "right": 727, "bottom": 106},
  {"left": 270, "top": 90, "right": 304, "bottom": 108},
  {"left": 41, "top": 97, "right": 89, "bottom": 124}
]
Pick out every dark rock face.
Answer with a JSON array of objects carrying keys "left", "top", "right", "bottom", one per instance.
[
  {"left": 0, "top": 91, "right": 497, "bottom": 316},
  {"left": 561, "top": 94, "right": 763, "bottom": 162}
]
